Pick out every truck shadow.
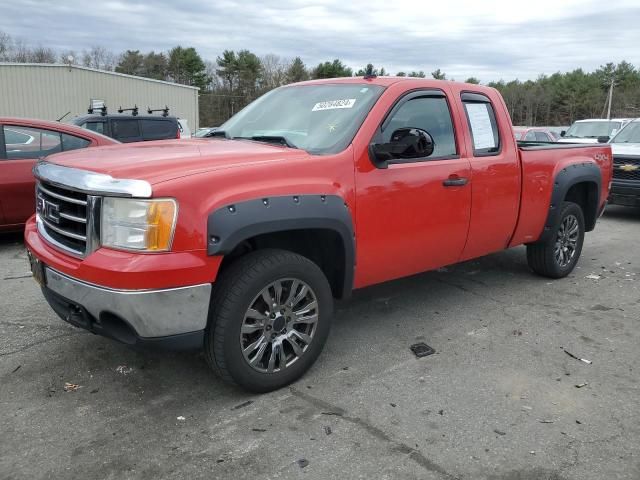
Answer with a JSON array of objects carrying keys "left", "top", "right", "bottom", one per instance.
[
  {"left": 603, "top": 204, "right": 640, "bottom": 221},
  {"left": 0, "top": 231, "right": 24, "bottom": 250}
]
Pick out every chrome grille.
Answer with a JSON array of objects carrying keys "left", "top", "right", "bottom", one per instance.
[
  {"left": 612, "top": 156, "right": 640, "bottom": 181},
  {"left": 36, "top": 182, "right": 96, "bottom": 256}
]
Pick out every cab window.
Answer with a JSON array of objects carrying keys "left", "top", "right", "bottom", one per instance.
[
  {"left": 461, "top": 93, "right": 501, "bottom": 156},
  {"left": 382, "top": 96, "right": 457, "bottom": 159}
]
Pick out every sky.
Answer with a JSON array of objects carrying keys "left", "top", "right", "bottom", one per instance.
[{"left": 2, "top": 0, "right": 640, "bottom": 82}]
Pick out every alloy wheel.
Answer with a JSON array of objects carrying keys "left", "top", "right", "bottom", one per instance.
[
  {"left": 554, "top": 214, "right": 579, "bottom": 267},
  {"left": 240, "top": 278, "right": 319, "bottom": 373}
]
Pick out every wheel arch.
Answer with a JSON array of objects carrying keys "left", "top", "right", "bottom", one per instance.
[
  {"left": 207, "top": 195, "right": 354, "bottom": 299},
  {"left": 539, "top": 162, "right": 601, "bottom": 242}
]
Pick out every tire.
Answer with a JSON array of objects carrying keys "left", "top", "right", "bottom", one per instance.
[
  {"left": 204, "top": 249, "right": 333, "bottom": 393},
  {"left": 527, "top": 201, "right": 585, "bottom": 279}
]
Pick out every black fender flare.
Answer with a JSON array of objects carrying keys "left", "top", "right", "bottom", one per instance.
[
  {"left": 207, "top": 194, "right": 355, "bottom": 297},
  {"left": 539, "top": 162, "right": 601, "bottom": 242}
]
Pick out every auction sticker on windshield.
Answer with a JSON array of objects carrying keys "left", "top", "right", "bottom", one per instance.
[{"left": 312, "top": 99, "right": 356, "bottom": 111}]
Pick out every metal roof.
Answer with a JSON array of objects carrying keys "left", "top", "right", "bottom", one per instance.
[{"left": 0, "top": 63, "right": 199, "bottom": 90}]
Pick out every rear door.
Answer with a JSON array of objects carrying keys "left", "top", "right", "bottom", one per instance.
[
  {"left": 457, "top": 92, "right": 521, "bottom": 260},
  {"left": 354, "top": 89, "right": 472, "bottom": 286},
  {"left": 0, "top": 125, "right": 61, "bottom": 226},
  {"left": 0, "top": 125, "right": 92, "bottom": 227}
]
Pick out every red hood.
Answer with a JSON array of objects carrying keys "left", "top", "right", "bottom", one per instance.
[{"left": 45, "top": 138, "right": 311, "bottom": 185}]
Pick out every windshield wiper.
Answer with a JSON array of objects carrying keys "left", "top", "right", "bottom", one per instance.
[
  {"left": 233, "top": 135, "right": 298, "bottom": 149},
  {"left": 209, "top": 130, "right": 229, "bottom": 138}
]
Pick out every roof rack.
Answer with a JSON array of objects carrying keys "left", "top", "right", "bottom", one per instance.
[
  {"left": 148, "top": 106, "right": 170, "bottom": 117},
  {"left": 118, "top": 105, "right": 139, "bottom": 116},
  {"left": 88, "top": 99, "right": 107, "bottom": 116}
]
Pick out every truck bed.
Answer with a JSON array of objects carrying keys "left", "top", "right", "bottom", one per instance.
[{"left": 509, "top": 141, "right": 612, "bottom": 247}]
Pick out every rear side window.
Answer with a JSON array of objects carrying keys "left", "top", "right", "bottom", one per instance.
[
  {"left": 111, "top": 120, "right": 140, "bottom": 139},
  {"left": 3, "top": 126, "right": 62, "bottom": 159},
  {"left": 61, "top": 133, "right": 91, "bottom": 151},
  {"left": 140, "top": 119, "right": 176, "bottom": 140},
  {"left": 461, "top": 93, "right": 500, "bottom": 156},
  {"left": 524, "top": 131, "right": 536, "bottom": 141},
  {"left": 382, "top": 96, "right": 457, "bottom": 159},
  {"left": 535, "top": 131, "right": 550, "bottom": 142},
  {"left": 83, "top": 122, "right": 105, "bottom": 135}
]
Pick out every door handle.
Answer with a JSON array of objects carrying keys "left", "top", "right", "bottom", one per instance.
[{"left": 442, "top": 176, "right": 468, "bottom": 187}]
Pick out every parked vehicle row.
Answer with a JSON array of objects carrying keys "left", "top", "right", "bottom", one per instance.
[{"left": 24, "top": 77, "right": 612, "bottom": 392}]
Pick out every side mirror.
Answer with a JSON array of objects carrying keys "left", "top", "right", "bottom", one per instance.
[
  {"left": 597, "top": 136, "right": 610, "bottom": 143},
  {"left": 560, "top": 130, "right": 566, "bottom": 137},
  {"left": 369, "top": 128, "right": 435, "bottom": 168}
]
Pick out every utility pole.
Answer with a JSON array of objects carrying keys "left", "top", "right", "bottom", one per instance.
[{"left": 606, "top": 79, "right": 614, "bottom": 120}]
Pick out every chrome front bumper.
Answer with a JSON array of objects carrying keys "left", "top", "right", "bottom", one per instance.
[{"left": 45, "top": 268, "right": 212, "bottom": 338}]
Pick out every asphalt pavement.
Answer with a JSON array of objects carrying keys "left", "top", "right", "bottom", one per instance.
[{"left": 1, "top": 205, "right": 639, "bottom": 480}]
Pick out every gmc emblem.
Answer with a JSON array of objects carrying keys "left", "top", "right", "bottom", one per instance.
[{"left": 44, "top": 201, "right": 61, "bottom": 224}]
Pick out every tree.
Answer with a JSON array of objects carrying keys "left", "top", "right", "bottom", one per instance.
[
  {"left": 407, "top": 71, "right": 426, "bottom": 78},
  {"left": 261, "top": 54, "right": 287, "bottom": 90},
  {"left": 26, "top": 46, "right": 56, "bottom": 63},
  {"left": 311, "top": 59, "right": 352, "bottom": 79},
  {"left": 431, "top": 68, "right": 447, "bottom": 80},
  {"left": 142, "top": 51, "right": 168, "bottom": 80},
  {"left": 82, "top": 46, "right": 116, "bottom": 70},
  {"left": 116, "top": 50, "right": 144, "bottom": 75},
  {"left": 286, "top": 57, "right": 309, "bottom": 83},
  {"left": 236, "top": 50, "right": 263, "bottom": 99},
  {"left": 396, "top": 72, "right": 406, "bottom": 77},
  {"left": 0, "top": 31, "right": 10, "bottom": 61},
  {"left": 59, "top": 50, "right": 79, "bottom": 65},
  {"left": 216, "top": 50, "right": 238, "bottom": 91},
  {"left": 465, "top": 77, "right": 480, "bottom": 84},
  {"left": 168, "top": 46, "right": 209, "bottom": 89}
]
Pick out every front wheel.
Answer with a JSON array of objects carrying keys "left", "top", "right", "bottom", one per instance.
[
  {"left": 527, "top": 201, "right": 585, "bottom": 278},
  {"left": 204, "top": 249, "right": 333, "bottom": 392}
]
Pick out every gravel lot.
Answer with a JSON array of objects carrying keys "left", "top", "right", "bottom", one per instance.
[{"left": 1, "top": 206, "right": 639, "bottom": 480}]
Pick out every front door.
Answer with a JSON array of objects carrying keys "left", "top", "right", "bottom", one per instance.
[{"left": 354, "top": 90, "right": 472, "bottom": 288}]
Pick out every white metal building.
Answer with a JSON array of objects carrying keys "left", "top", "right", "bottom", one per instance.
[{"left": 0, "top": 63, "right": 199, "bottom": 130}]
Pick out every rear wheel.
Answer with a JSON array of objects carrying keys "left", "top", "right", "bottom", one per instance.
[
  {"left": 204, "top": 249, "right": 333, "bottom": 392},
  {"left": 527, "top": 201, "right": 585, "bottom": 278}
]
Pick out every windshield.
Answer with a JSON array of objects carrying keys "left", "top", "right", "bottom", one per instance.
[
  {"left": 219, "top": 84, "right": 385, "bottom": 154},
  {"left": 564, "top": 121, "right": 621, "bottom": 139},
  {"left": 611, "top": 122, "right": 640, "bottom": 144}
]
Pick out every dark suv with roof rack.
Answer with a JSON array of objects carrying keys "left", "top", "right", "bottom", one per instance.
[{"left": 71, "top": 107, "right": 181, "bottom": 143}]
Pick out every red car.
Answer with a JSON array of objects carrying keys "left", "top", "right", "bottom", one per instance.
[
  {"left": 25, "top": 77, "right": 611, "bottom": 392},
  {"left": 513, "top": 127, "right": 558, "bottom": 142},
  {"left": 0, "top": 117, "right": 118, "bottom": 231}
]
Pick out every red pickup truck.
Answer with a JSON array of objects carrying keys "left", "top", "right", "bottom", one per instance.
[{"left": 25, "top": 77, "right": 612, "bottom": 392}]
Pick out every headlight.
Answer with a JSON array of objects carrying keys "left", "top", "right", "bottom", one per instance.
[{"left": 101, "top": 198, "right": 178, "bottom": 252}]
